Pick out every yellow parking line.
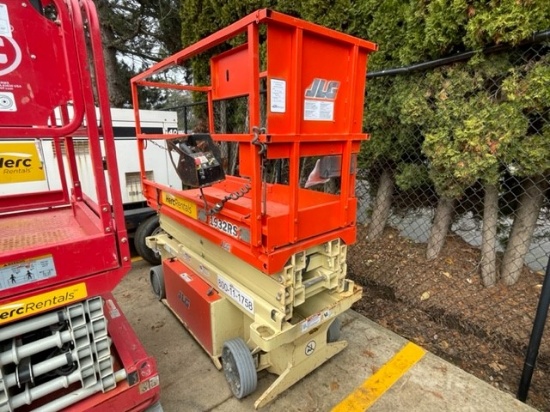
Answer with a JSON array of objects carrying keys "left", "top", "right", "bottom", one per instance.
[
  {"left": 131, "top": 256, "right": 143, "bottom": 263},
  {"left": 332, "top": 342, "right": 426, "bottom": 412}
]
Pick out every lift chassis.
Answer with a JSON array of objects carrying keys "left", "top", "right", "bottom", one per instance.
[
  {"left": 132, "top": 9, "right": 377, "bottom": 409},
  {"left": 150, "top": 216, "right": 361, "bottom": 407},
  {"left": 0, "top": 1, "right": 160, "bottom": 411}
]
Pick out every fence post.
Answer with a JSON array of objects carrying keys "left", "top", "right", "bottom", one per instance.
[
  {"left": 183, "top": 106, "right": 188, "bottom": 133},
  {"left": 517, "top": 254, "right": 550, "bottom": 401}
]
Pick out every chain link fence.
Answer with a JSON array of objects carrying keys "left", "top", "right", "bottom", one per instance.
[
  {"left": 349, "top": 39, "right": 550, "bottom": 408},
  {"left": 170, "top": 38, "right": 549, "bottom": 408}
]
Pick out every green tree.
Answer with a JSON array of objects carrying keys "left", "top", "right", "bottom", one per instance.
[
  {"left": 418, "top": 57, "right": 528, "bottom": 282},
  {"left": 176, "top": 0, "right": 550, "bottom": 285},
  {"left": 352, "top": 0, "right": 549, "bottom": 285},
  {"left": 498, "top": 55, "right": 550, "bottom": 284},
  {"left": 95, "top": 0, "right": 182, "bottom": 107}
]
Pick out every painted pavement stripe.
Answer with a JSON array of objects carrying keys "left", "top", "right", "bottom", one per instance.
[
  {"left": 131, "top": 256, "right": 143, "bottom": 263},
  {"left": 332, "top": 342, "right": 426, "bottom": 411}
]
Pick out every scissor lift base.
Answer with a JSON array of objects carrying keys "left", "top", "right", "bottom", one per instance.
[
  {"left": 149, "top": 214, "right": 361, "bottom": 408},
  {"left": 254, "top": 325, "right": 348, "bottom": 409}
]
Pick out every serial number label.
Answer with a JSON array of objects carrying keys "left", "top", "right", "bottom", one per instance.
[
  {"left": 217, "top": 275, "right": 254, "bottom": 314},
  {"left": 210, "top": 216, "right": 238, "bottom": 237}
]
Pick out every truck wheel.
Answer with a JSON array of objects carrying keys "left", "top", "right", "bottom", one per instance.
[
  {"left": 327, "top": 317, "right": 341, "bottom": 343},
  {"left": 150, "top": 265, "right": 165, "bottom": 300},
  {"left": 221, "top": 338, "right": 257, "bottom": 399},
  {"left": 135, "top": 215, "right": 162, "bottom": 265},
  {"left": 144, "top": 401, "right": 164, "bottom": 412}
]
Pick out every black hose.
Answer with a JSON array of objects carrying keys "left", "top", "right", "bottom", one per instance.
[{"left": 367, "top": 29, "right": 550, "bottom": 79}]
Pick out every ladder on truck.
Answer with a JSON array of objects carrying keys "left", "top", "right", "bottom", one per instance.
[
  {"left": 131, "top": 9, "right": 377, "bottom": 409},
  {"left": 0, "top": 1, "right": 160, "bottom": 411}
]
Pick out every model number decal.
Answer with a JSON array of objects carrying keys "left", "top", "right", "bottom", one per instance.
[
  {"left": 217, "top": 275, "right": 254, "bottom": 314},
  {"left": 210, "top": 216, "right": 238, "bottom": 237}
]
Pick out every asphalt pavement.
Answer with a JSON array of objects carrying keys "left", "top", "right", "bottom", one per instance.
[{"left": 113, "top": 258, "right": 537, "bottom": 411}]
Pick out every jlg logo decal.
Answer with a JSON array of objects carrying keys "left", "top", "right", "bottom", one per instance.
[
  {"left": 304, "top": 78, "right": 340, "bottom": 100},
  {"left": 303, "top": 78, "right": 340, "bottom": 121}
]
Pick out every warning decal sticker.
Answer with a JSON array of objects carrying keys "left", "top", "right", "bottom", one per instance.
[
  {"left": 303, "top": 78, "right": 340, "bottom": 122},
  {"left": 0, "top": 255, "right": 57, "bottom": 291},
  {"left": 270, "top": 78, "right": 286, "bottom": 113}
]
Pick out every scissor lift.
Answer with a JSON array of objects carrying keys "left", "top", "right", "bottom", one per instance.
[
  {"left": 131, "top": 9, "right": 377, "bottom": 408},
  {"left": 0, "top": 1, "right": 160, "bottom": 411}
]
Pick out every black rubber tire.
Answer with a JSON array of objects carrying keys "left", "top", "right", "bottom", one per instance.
[
  {"left": 221, "top": 338, "right": 257, "bottom": 399},
  {"left": 135, "top": 215, "right": 162, "bottom": 265},
  {"left": 149, "top": 265, "right": 165, "bottom": 300},
  {"left": 327, "top": 317, "right": 342, "bottom": 343},
  {"left": 144, "top": 400, "right": 164, "bottom": 412}
]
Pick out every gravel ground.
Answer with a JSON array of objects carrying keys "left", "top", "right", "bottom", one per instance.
[{"left": 348, "top": 226, "right": 549, "bottom": 411}]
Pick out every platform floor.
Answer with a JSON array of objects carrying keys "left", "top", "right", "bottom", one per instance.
[
  {"left": 0, "top": 207, "right": 86, "bottom": 252},
  {"left": 115, "top": 258, "right": 538, "bottom": 412}
]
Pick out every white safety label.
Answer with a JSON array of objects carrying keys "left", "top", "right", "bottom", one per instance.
[
  {"left": 0, "top": 91, "right": 16, "bottom": 111},
  {"left": 0, "top": 4, "right": 11, "bottom": 38},
  {"left": 217, "top": 275, "right": 254, "bottom": 314},
  {"left": 0, "top": 255, "right": 57, "bottom": 291},
  {"left": 139, "top": 375, "right": 160, "bottom": 394},
  {"left": 106, "top": 299, "right": 120, "bottom": 319},
  {"left": 179, "top": 272, "right": 192, "bottom": 282},
  {"left": 301, "top": 312, "right": 322, "bottom": 333},
  {"left": 270, "top": 78, "right": 286, "bottom": 113},
  {"left": 304, "top": 99, "right": 334, "bottom": 121}
]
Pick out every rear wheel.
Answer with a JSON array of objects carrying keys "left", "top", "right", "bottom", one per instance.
[
  {"left": 327, "top": 317, "right": 341, "bottom": 343},
  {"left": 150, "top": 265, "right": 165, "bottom": 300},
  {"left": 221, "top": 338, "right": 257, "bottom": 399},
  {"left": 144, "top": 401, "right": 164, "bottom": 412},
  {"left": 135, "top": 215, "right": 163, "bottom": 265}
]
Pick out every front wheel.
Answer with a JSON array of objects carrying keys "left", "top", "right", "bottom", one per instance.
[
  {"left": 135, "top": 215, "right": 163, "bottom": 265},
  {"left": 221, "top": 338, "right": 257, "bottom": 399}
]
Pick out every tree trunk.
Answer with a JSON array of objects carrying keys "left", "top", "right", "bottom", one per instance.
[
  {"left": 95, "top": 0, "right": 127, "bottom": 107},
  {"left": 426, "top": 197, "right": 456, "bottom": 260},
  {"left": 481, "top": 183, "right": 499, "bottom": 287},
  {"left": 366, "top": 169, "right": 394, "bottom": 241},
  {"left": 501, "top": 177, "right": 548, "bottom": 285}
]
